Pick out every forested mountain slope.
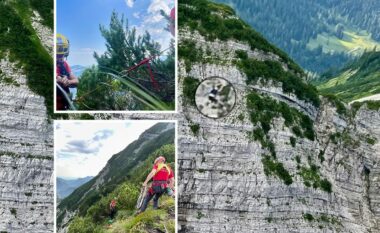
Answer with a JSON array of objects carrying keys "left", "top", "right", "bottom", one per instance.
[{"left": 215, "top": 0, "right": 380, "bottom": 74}]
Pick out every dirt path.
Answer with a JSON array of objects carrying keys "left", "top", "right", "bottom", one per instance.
[{"left": 350, "top": 94, "right": 380, "bottom": 104}]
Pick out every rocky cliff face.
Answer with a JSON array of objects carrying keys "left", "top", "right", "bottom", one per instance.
[
  {"left": 0, "top": 3, "right": 54, "bottom": 231},
  {"left": 176, "top": 27, "right": 380, "bottom": 233},
  {"left": 0, "top": 56, "right": 54, "bottom": 232}
]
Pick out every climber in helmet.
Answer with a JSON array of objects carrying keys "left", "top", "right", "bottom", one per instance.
[
  {"left": 56, "top": 33, "right": 78, "bottom": 110},
  {"left": 137, "top": 156, "right": 174, "bottom": 214}
]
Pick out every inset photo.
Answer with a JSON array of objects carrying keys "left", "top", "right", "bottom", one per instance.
[
  {"left": 55, "top": 0, "right": 176, "bottom": 112},
  {"left": 55, "top": 120, "right": 176, "bottom": 233}
]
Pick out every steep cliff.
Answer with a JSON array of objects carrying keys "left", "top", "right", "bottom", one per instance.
[
  {"left": 177, "top": 1, "right": 380, "bottom": 232},
  {"left": 0, "top": 1, "right": 54, "bottom": 232}
]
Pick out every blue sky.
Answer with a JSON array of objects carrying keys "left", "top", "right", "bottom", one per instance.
[
  {"left": 57, "top": 0, "right": 174, "bottom": 66},
  {"left": 55, "top": 121, "right": 159, "bottom": 179}
]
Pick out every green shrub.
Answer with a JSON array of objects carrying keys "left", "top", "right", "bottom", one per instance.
[
  {"left": 179, "top": 39, "right": 203, "bottom": 72},
  {"left": 366, "top": 136, "right": 376, "bottom": 145},
  {"left": 290, "top": 137, "right": 296, "bottom": 147},
  {"left": 235, "top": 50, "right": 248, "bottom": 59},
  {"left": 237, "top": 113, "right": 245, "bottom": 121},
  {"left": 196, "top": 211, "right": 205, "bottom": 219},
  {"left": 190, "top": 123, "right": 200, "bottom": 135},
  {"left": 303, "top": 213, "right": 314, "bottom": 221},
  {"left": 10, "top": 208, "right": 16, "bottom": 216},
  {"left": 318, "top": 150, "right": 325, "bottom": 163},
  {"left": 262, "top": 155, "right": 293, "bottom": 185},
  {"left": 183, "top": 77, "right": 199, "bottom": 106},
  {"left": 320, "top": 179, "right": 332, "bottom": 193},
  {"left": 0, "top": 2, "right": 53, "bottom": 117},
  {"left": 323, "top": 94, "right": 347, "bottom": 116}
]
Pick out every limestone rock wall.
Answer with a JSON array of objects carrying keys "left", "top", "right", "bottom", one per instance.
[
  {"left": 176, "top": 31, "right": 380, "bottom": 233},
  {"left": 0, "top": 57, "right": 53, "bottom": 232}
]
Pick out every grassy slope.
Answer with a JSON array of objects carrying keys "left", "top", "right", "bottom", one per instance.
[
  {"left": 315, "top": 51, "right": 380, "bottom": 102},
  {"left": 307, "top": 27, "right": 380, "bottom": 56}
]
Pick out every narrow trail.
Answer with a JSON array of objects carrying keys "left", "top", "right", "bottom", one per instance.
[{"left": 350, "top": 94, "right": 380, "bottom": 104}]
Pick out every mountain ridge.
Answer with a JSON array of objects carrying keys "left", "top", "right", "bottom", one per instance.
[{"left": 57, "top": 176, "right": 94, "bottom": 199}]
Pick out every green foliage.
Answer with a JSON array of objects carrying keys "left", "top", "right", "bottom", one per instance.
[
  {"left": 0, "top": 2, "right": 53, "bottom": 117},
  {"left": 178, "top": 0, "right": 304, "bottom": 75},
  {"left": 68, "top": 217, "right": 103, "bottom": 233},
  {"left": 238, "top": 57, "right": 320, "bottom": 107},
  {"left": 178, "top": 39, "right": 203, "bottom": 72},
  {"left": 10, "top": 208, "right": 16, "bottom": 216},
  {"left": 318, "top": 150, "right": 325, "bottom": 163},
  {"left": 320, "top": 178, "right": 332, "bottom": 193},
  {"left": 303, "top": 213, "right": 314, "bottom": 221},
  {"left": 366, "top": 137, "right": 376, "bottom": 145},
  {"left": 235, "top": 50, "right": 248, "bottom": 60},
  {"left": 0, "top": 72, "right": 20, "bottom": 86},
  {"left": 262, "top": 155, "right": 293, "bottom": 185},
  {"left": 190, "top": 123, "right": 200, "bottom": 135},
  {"left": 196, "top": 211, "right": 205, "bottom": 219},
  {"left": 351, "top": 100, "right": 380, "bottom": 116},
  {"left": 323, "top": 94, "right": 347, "bottom": 115},
  {"left": 29, "top": 0, "right": 53, "bottom": 29},
  {"left": 317, "top": 51, "right": 380, "bottom": 102},
  {"left": 290, "top": 137, "right": 296, "bottom": 147},
  {"left": 247, "top": 91, "right": 315, "bottom": 141},
  {"left": 182, "top": 76, "right": 200, "bottom": 106},
  {"left": 237, "top": 113, "right": 245, "bottom": 121},
  {"left": 76, "top": 11, "right": 174, "bottom": 110},
  {"left": 299, "top": 162, "right": 332, "bottom": 193}
]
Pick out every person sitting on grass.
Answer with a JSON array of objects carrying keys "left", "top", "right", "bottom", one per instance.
[{"left": 137, "top": 156, "right": 174, "bottom": 214}]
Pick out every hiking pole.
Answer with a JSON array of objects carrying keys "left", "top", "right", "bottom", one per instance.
[{"left": 136, "top": 185, "right": 148, "bottom": 209}]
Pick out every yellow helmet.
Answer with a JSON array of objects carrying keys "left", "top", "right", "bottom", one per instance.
[{"left": 56, "top": 33, "right": 70, "bottom": 57}]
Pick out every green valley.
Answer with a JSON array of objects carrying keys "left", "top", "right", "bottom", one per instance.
[{"left": 315, "top": 51, "right": 380, "bottom": 102}]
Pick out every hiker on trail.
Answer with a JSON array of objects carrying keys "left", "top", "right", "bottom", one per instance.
[
  {"left": 56, "top": 33, "right": 78, "bottom": 110},
  {"left": 137, "top": 156, "right": 174, "bottom": 213},
  {"left": 109, "top": 197, "right": 117, "bottom": 220}
]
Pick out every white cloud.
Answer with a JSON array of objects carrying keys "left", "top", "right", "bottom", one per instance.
[
  {"left": 125, "top": 0, "right": 134, "bottom": 8},
  {"left": 148, "top": 0, "right": 170, "bottom": 14},
  {"left": 133, "top": 12, "right": 141, "bottom": 19},
  {"left": 55, "top": 121, "right": 158, "bottom": 178},
  {"left": 68, "top": 47, "right": 104, "bottom": 66}
]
